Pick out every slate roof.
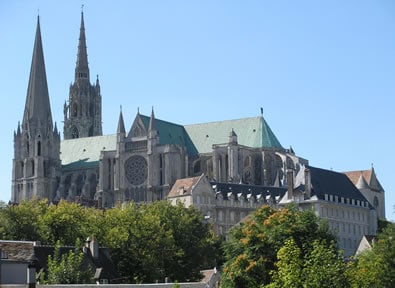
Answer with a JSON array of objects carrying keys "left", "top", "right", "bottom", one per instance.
[
  {"left": 184, "top": 116, "right": 283, "bottom": 154},
  {"left": 0, "top": 240, "right": 36, "bottom": 262},
  {"left": 308, "top": 166, "right": 370, "bottom": 203},
  {"left": 212, "top": 182, "right": 287, "bottom": 202},
  {"left": 60, "top": 135, "right": 116, "bottom": 170}
]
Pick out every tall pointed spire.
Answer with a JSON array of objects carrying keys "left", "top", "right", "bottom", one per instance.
[
  {"left": 75, "top": 10, "right": 89, "bottom": 81},
  {"left": 64, "top": 9, "right": 102, "bottom": 139},
  {"left": 13, "top": 16, "right": 60, "bottom": 204},
  {"left": 23, "top": 16, "right": 53, "bottom": 132}
]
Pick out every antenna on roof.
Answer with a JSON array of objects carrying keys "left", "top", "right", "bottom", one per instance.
[{"left": 260, "top": 107, "right": 263, "bottom": 116}]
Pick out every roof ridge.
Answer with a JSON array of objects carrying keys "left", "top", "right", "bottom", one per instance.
[{"left": 184, "top": 115, "right": 262, "bottom": 127}]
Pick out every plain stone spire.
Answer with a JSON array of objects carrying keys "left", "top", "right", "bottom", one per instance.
[{"left": 23, "top": 16, "right": 53, "bottom": 134}]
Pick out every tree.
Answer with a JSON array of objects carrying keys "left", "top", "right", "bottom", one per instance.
[
  {"left": 0, "top": 199, "right": 47, "bottom": 241},
  {"left": 38, "top": 200, "right": 102, "bottom": 245},
  {"left": 268, "top": 239, "right": 348, "bottom": 288},
  {"left": 267, "top": 238, "right": 303, "bottom": 288},
  {"left": 221, "top": 205, "right": 335, "bottom": 287},
  {"left": 348, "top": 222, "right": 395, "bottom": 287},
  {"left": 101, "top": 201, "right": 218, "bottom": 283},
  {"left": 303, "top": 240, "right": 349, "bottom": 288},
  {"left": 41, "top": 239, "right": 94, "bottom": 284}
]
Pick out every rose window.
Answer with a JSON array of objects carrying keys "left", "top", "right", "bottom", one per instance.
[{"left": 125, "top": 155, "right": 147, "bottom": 185}]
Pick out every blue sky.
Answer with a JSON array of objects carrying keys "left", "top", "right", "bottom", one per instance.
[{"left": 0, "top": 1, "right": 394, "bottom": 220}]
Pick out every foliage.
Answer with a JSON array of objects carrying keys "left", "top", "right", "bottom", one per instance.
[
  {"left": 347, "top": 222, "right": 395, "bottom": 288},
  {"left": 41, "top": 239, "right": 94, "bottom": 284},
  {"left": 38, "top": 200, "right": 102, "bottom": 245},
  {"left": 303, "top": 240, "right": 349, "bottom": 288},
  {"left": 0, "top": 199, "right": 102, "bottom": 245},
  {"left": 0, "top": 199, "right": 47, "bottom": 241},
  {"left": 268, "top": 238, "right": 348, "bottom": 288},
  {"left": 266, "top": 238, "right": 303, "bottom": 288},
  {"left": 101, "top": 201, "right": 218, "bottom": 283},
  {"left": 221, "top": 205, "right": 336, "bottom": 287}
]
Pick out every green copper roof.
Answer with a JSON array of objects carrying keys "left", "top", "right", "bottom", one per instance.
[
  {"left": 139, "top": 115, "right": 198, "bottom": 156},
  {"left": 60, "top": 135, "right": 116, "bottom": 170},
  {"left": 184, "top": 116, "right": 283, "bottom": 154}
]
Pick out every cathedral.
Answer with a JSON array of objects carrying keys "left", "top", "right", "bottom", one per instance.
[
  {"left": 12, "top": 12, "right": 310, "bottom": 208},
  {"left": 11, "top": 12, "right": 387, "bottom": 255}
]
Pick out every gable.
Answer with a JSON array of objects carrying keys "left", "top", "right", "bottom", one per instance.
[{"left": 128, "top": 114, "right": 148, "bottom": 139}]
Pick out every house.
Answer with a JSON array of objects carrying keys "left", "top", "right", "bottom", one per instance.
[{"left": 0, "top": 238, "right": 118, "bottom": 285}]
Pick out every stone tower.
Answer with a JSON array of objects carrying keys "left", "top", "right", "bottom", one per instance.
[
  {"left": 12, "top": 16, "right": 61, "bottom": 203},
  {"left": 63, "top": 11, "right": 102, "bottom": 139}
]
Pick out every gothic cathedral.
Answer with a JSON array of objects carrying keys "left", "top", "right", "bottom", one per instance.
[{"left": 10, "top": 13, "right": 324, "bottom": 208}]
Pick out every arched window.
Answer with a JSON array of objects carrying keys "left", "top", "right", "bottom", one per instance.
[
  {"left": 72, "top": 103, "right": 78, "bottom": 117},
  {"left": 37, "top": 141, "right": 41, "bottom": 156},
  {"left": 244, "top": 156, "right": 251, "bottom": 168},
  {"left": 71, "top": 126, "right": 79, "bottom": 139}
]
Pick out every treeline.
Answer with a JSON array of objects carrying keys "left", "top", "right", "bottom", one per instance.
[
  {"left": 0, "top": 199, "right": 221, "bottom": 283},
  {"left": 1, "top": 200, "right": 394, "bottom": 286},
  {"left": 221, "top": 205, "right": 395, "bottom": 288}
]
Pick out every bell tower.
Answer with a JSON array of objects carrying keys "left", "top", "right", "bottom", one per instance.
[
  {"left": 64, "top": 11, "right": 102, "bottom": 139},
  {"left": 12, "top": 16, "right": 61, "bottom": 203}
]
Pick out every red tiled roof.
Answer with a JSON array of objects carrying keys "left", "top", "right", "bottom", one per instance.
[{"left": 168, "top": 175, "right": 202, "bottom": 197}]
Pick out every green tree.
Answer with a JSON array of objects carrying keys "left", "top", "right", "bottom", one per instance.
[
  {"left": 303, "top": 240, "right": 349, "bottom": 288},
  {"left": 348, "top": 223, "right": 395, "bottom": 288},
  {"left": 221, "top": 205, "right": 335, "bottom": 288},
  {"left": 0, "top": 199, "right": 47, "bottom": 241},
  {"left": 42, "top": 239, "right": 94, "bottom": 284},
  {"left": 38, "top": 200, "right": 101, "bottom": 245},
  {"left": 267, "top": 238, "right": 303, "bottom": 288},
  {"left": 268, "top": 239, "right": 348, "bottom": 288},
  {"left": 101, "top": 201, "right": 218, "bottom": 283}
]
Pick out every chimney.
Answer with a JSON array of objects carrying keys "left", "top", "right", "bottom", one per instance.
[
  {"left": 304, "top": 168, "right": 311, "bottom": 199},
  {"left": 287, "top": 170, "right": 294, "bottom": 200}
]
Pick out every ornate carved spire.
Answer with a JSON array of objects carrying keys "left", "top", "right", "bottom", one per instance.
[{"left": 75, "top": 11, "right": 89, "bottom": 81}]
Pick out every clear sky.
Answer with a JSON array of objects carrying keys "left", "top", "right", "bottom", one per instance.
[{"left": 0, "top": 1, "right": 394, "bottom": 220}]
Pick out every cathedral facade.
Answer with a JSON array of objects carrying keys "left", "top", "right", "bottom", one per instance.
[{"left": 12, "top": 12, "right": 308, "bottom": 208}]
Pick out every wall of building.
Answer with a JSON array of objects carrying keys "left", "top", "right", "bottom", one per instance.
[{"left": 0, "top": 262, "right": 28, "bottom": 284}]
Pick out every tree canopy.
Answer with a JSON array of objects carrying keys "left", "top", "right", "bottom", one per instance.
[
  {"left": 347, "top": 222, "right": 395, "bottom": 288},
  {"left": 221, "top": 205, "right": 336, "bottom": 287},
  {"left": 0, "top": 199, "right": 219, "bottom": 284}
]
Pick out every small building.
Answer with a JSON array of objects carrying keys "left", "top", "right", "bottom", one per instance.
[{"left": 0, "top": 238, "right": 118, "bottom": 285}]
